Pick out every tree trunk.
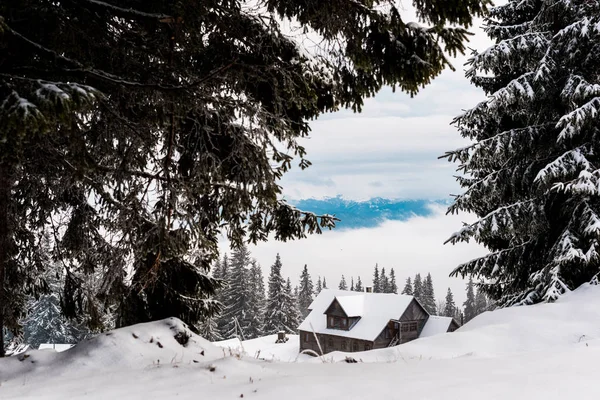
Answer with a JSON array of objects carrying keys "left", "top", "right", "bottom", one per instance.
[{"left": 0, "top": 163, "right": 10, "bottom": 357}]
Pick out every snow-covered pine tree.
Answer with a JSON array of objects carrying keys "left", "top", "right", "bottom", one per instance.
[
  {"left": 443, "top": 0, "right": 600, "bottom": 306},
  {"left": 264, "top": 254, "right": 289, "bottom": 335},
  {"left": 421, "top": 273, "right": 437, "bottom": 314},
  {"left": 463, "top": 278, "right": 477, "bottom": 323},
  {"left": 283, "top": 278, "right": 301, "bottom": 334},
  {"left": 413, "top": 274, "right": 423, "bottom": 301},
  {"left": 315, "top": 276, "right": 323, "bottom": 296},
  {"left": 380, "top": 268, "right": 389, "bottom": 293},
  {"left": 23, "top": 294, "right": 85, "bottom": 349},
  {"left": 389, "top": 269, "right": 398, "bottom": 294},
  {"left": 475, "top": 289, "right": 488, "bottom": 316},
  {"left": 338, "top": 275, "right": 348, "bottom": 290},
  {"left": 373, "top": 265, "right": 381, "bottom": 293},
  {"left": 222, "top": 245, "right": 252, "bottom": 339},
  {"left": 0, "top": 0, "right": 490, "bottom": 356},
  {"left": 402, "top": 277, "right": 413, "bottom": 295},
  {"left": 350, "top": 277, "right": 355, "bottom": 291},
  {"left": 197, "top": 316, "right": 223, "bottom": 342},
  {"left": 245, "top": 260, "right": 266, "bottom": 339},
  {"left": 355, "top": 276, "right": 364, "bottom": 292},
  {"left": 298, "top": 265, "right": 314, "bottom": 318},
  {"left": 322, "top": 278, "right": 328, "bottom": 289},
  {"left": 215, "top": 254, "right": 230, "bottom": 336},
  {"left": 443, "top": 288, "right": 457, "bottom": 318},
  {"left": 436, "top": 300, "right": 446, "bottom": 316}
]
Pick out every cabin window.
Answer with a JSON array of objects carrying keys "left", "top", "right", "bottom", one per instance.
[
  {"left": 342, "top": 340, "right": 347, "bottom": 351},
  {"left": 401, "top": 324, "right": 410, "bottom": 333},
  {"left": 409, "top": 322, "right": 418, "bottom": 332},
  {"left": 353, "top": 342, "right": 359, "bottom": 352},
  {"left": 304, "top": 333, "right": 310, "bottom": 342},
  {"left": 328, "top": 337, "right": 333, "bottom": 347},
  {"left": 364, "top": 343, "right": 371, "bottom": 351},
  {"left": 329, "top": 316, "right": 334, "bottom": 327},
  {"left": 342, "top": 318, "right": 347, "bottom": 328}
]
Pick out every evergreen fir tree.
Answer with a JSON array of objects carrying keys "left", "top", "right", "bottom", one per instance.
[
  {"left": 350, "top": 277, "right": 355, "bottom": 291},
  {"left": 283, "top": 278, "right": 301, "bottom": 334},
  {"left": 389, "top": 269, "right": 398, "bottom": 294},
  {"left": 475, "top": 289, "right": 488, "bottom": 316},
  {"left": 338, "top": 275, "right": 348, "bottom": 290},
  {"left": 443, "top": 0, "right": 600, "bottom": 306},
  {"left": 298, "top": 265, "right": 314, "bottom": 319},
  {"left": 0, "top": 0, "right": 489, "bottom": 356},
  {"left": 322, "top": 278, "right": 328, "bottom": 290},
  {"left": 245, "top": 260, "right": 266, "bottom": 339},
  {"left": 197, "top": 316, "right": 223, "bottom": 342},
  {"left": 443, "top": 288, "right": 457, "bottom": 318},
  {"left": 355, "top": 276, "right": 364, "bottom": 292},
  {"left": 380, "top": 267, "right": 389, "bottom": 293},
  {"left": 422, "top": 273, "right": 437, "bottom": 314},
  {"left": 215, "top": 255, "right": 230, "bottom": 335},
  {"left": 222, "top": 245, "right": 252, "bottom": 339},
  {"left": 23, "top": 294, "right": 85, "bottom": 349},
  {"left": 373, "top": 265, "right": 381, "bottom": 293},
  {"left": 464, "top": 278, "right": 477, "bottom": 323},
  {"left": 402, "top": 277, "right": 413, "bottom": 295},
  {"left": 315, "top": 276, "right": 323, "bottom": 296},
  {"left": 263, "top": 254, "right": 292, "bottom": 334},
  {"left": 413, "top": 274, "right": 423, "bottom": 301}
]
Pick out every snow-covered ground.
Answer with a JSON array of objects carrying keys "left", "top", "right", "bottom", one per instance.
[
  {"left": 215, "top": 334, "right": 305, "bottom": 362},
  {"left": 2, "top": 284, "right": 600, "bottom": 399}
]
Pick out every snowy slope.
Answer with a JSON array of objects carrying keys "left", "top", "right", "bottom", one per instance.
[
  {"left": 215, "top": 334, "right": 304, "bottom": 362},
  {"left": 1, "top": 285, "right": 600, "bottom": 399}
]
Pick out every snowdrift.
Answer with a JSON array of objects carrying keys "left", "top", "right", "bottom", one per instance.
[
  {"left": 1, "top": 285, "right": 600, "bottom": 399},
  {"left": 318, "top": 283, "right": 600, "bottom": 362},
  {"left": 0, "top": 317, "right": 222, "bottom": 384},
  {"left": 216, "top": 334, "right": 303, "bottom": 362}
]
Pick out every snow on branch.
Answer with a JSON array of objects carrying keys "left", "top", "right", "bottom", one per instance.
[
  {"left": 445, "top": 199, "right": 539, "bottom": 244},
  {"left": 468, "top": 33, "right": 548, "bottom": 77},
  {"left": 535, "top": 147, "right": 594, "bottom": 187},
  {"left": 556, "top": 97, "right": 600, "bottom": 141}
]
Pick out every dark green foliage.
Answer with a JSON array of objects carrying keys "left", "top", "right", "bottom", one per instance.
[
  {"left": 372, "top": 264, "right": 380, "bottom": 293},
  {"left": 463, "top": 278, "right": 476, "bottom": 323},
  {"left": 338, "top": 275, "right": 348, "bottom": 290},
  {"left": 389, "top": 269, "right": 398, "bottom": 294},
  {"left": 0, "top": 0, "right": 489, "bottom": 355},
  {"left": 402, "top": 277, "right": 413, "bottom": 295},
  {"left": 413, "top": 273, "right": 423, "bottom": 301},
  {"left": 421, "top": 273, "right": 436, "bottom": 314},
  {"left": 298, "top": 265, "right": 314, "bottom": 318},
  {"left": 443, "top": 288, "right": 456, "bottom": 318},
  {"left": 355, "top": 276, "right": 364, "bottom": 292}
]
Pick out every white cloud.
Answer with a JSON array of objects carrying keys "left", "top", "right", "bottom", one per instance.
[
  {"left": 275, "top": 5, "right": 506, "bottom": 201},
  {"left": 223, "top": 206, "right": 487, "bottom": 306}
]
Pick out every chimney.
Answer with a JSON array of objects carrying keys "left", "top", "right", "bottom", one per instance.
[{"left": 365, "top": 286, "right": 373, "bottom": 293}]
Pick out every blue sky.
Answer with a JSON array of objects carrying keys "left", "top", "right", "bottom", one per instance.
[{"left": 243, "top": 6, "right": 505, "bottom": 303}]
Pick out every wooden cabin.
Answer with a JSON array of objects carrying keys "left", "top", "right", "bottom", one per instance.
[{"left": 298, "top": 289, "right": 458, "bottom": 355}]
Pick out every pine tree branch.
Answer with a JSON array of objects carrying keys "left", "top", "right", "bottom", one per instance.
[
  {"left": 77, "top": 0, "right": 173, "bottom": 20},
  {"left": 5, "top": 24, "right": 236, "bottom": 92}
]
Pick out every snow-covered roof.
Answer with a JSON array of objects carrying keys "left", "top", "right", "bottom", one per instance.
[
  {"left": 299, "top": 289, "right": 417, "bottom": 341},
  {"left": 420, "top": 316, "right": 456, "bottom": 338},
  {"left": 335, "top": 295, "right": 364, "bottom": 317}
]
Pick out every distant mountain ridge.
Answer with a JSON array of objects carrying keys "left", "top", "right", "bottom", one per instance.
[{"left": 290, "top": 196, "right": 450, "bottom": 229}]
